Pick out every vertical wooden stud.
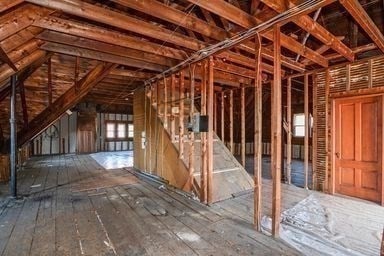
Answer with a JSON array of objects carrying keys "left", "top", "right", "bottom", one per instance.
[
  {"left": 179, "top": 71, "right": 185, "bottom": 159},
  {"left": 48, "top": 58, "right": 52, "bottom": 105},
  {"left": 207, "top": 57, "right": 214, "bottom": 205},
  {"left": 304, "top": 74, "right": 309, "bottom": 189},
  {"left": 221, "top": 91, "right": 225, "bottom": 142},
  {"left": 241, "top": 86, "right": 246, "bottom": 166},
  {"left": 271, "top": 25, "right": 282, "bottom": 238},
  {"left": 214, "top": 93, "right": 217, "bottom": 133},
  {"left": 368, "top": 59, "right": 373, "bottom": 88},
  {"left": 287, "top": 78, "right": 292, "bottom": 185},
  {"left": 201, "top": 61, "right": 208, "bottom": 203},
  {"left": 171, "top": 74, "right": 176, "bottom": 141},
  {"left": 346, "top": 64, "right": 351, "bottom": 91},
  {"left": 229, "top": 89, "right": 234, "bottom": 154},
  {"left": 254, "top": 34, "right": 263, "bottom": 231}
]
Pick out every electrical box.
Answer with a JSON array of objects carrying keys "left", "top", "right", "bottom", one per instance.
[{"left": 188, "top": 113, "right": 208, "bottom": 132}]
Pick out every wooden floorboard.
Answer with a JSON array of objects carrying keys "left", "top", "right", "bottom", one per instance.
[{"left": 0, "top": 154, "right": 301, "bottom": 256}]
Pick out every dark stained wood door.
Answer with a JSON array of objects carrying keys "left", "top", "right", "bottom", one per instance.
[
  {"left": 335, "top": 96, "right": 383, "bottom": 203},
  {"left": 77, "top": 115, "right": 96, "bottom": 153}
]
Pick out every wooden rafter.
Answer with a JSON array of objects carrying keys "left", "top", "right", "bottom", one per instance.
[
  {"left": 0, "top": 0, "right": 23, "bottom": 13},
  {"left": 0, "top": 46, "right": 17, "bottom": 71},
  {"left": 261, "top": 0, "right": 354, "bottom": 61},
  {"left": 18, "top": 62, "right": 117, "bottom": 146},
  {"left": 339, "top": 0, "right": 384, "bottom": 53},
  {"left": 186, "top": 0, "right": 329, "bottom": 67}
]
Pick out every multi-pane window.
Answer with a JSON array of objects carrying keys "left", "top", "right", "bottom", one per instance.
[
  {"left": 106, "top": 123, "right": 116, "bottom": 139},
  {"left": 293, "top": 113, "right": 313, "bottom": 137},
  {"left": 117, "top": 123, "right": 126, "bottom": 138},
  {"left": 105, "top": 121, "right": 134, "bottom": 140},
  {"left": 128, "top": 124, "right": 134, "bottom": 138}
]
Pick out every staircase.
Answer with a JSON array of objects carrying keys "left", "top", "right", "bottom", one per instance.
[{"left": 133, "top": 87, "right": 253, "bottom": 203}]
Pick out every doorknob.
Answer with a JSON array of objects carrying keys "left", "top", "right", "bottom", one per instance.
[{"left": 335, "top": 152, "right": 340, "bottom": 158}]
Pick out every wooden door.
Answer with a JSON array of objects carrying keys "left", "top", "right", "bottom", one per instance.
[
  {"left": 77, "top": 115, "right": 96, "bottom": 153},
  {"left": 335, "top": 96, "right": 383, "bottom": 203}
]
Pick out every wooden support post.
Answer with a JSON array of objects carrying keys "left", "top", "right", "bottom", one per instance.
[
  {"left": 179, "top": 70, "right": 185, "bottom": 159},
  {"left": 325, "top": 69, "right": 330, "bottom": 193},
  {"left": 229, "top": 89, "right": 234, "bottom": 154},
  {"left": 287, "top": 78, "right": 292, "bottom": 185},
  {"left": 75, "top": 56, "right": 80, "bottom": 91},
  {"left": 304, "top": 74, "right": 309, "bottom": 189},
  {"left": 241, "top": 86, "right": 246, "bottom": 166},
  {"left": 368, "top": 59, "right": 373, "bottom": 88},
  {"left": 346, "top": 64, "right": 351, "bottom": 91},
  {"left": 207, "top": 56, "right": 214, "bottom": 205},
  {"left": 221, "top": 91, "right": 225, "bottom": 142},
  {"left": 271, "top": 25, "right": 282, "bottom": 237},
  {"left": 213, "top": 93, "right": 217, "bottom": 132},
  {"left": 170, "top": 74, "right": 176, "bottom": 141},
  {"left": 185, "top": 65, "right": 195, "bottom": 191},
  {"left": 163, "top": 76, "right": 168, "bottom": 130},
  {"left": 200, "top": 60, "right": 208, "bottom": 203},
  {"left": 47, "top": 57, "right": 52, "bottom": 105},
  {"left": 254, "top": 34, "right": 263, "bottom": 231}
]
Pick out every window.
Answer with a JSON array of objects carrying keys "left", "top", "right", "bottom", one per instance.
[
  {"left": 106, "top": 123, "right": 116, "bottom": 138},
  {"left": 105, "top": 121, "right": 134, "bottom": 140},
  {"left": 293, "top": 113, "right": 305, "bottom": 137},
  {"left": 293, "top": 113, "right": 313, "bottom": 137},
  {"left": 128, "top": 124, "right": 134, "bottom": 138},
  {"left": 117, "top": 123, "right": 126, "bottom": 138}
]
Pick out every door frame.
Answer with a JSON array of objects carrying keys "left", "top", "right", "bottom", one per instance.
[{"left": 331, "top": 93, "right": 384, "bottom": 205}]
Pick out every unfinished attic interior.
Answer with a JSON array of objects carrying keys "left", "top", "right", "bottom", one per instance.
[{"left": 1, "top": 0, "right": 384, "bottom": 255}]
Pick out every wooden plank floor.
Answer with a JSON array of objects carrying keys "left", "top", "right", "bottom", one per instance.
[{"left": 0, "top": 154, "right": 300, "bottom": 256}]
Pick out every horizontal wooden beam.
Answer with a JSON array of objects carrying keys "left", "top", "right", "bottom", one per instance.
[
  {"left": 18, "top": 62, "right": 117, "bottom": 146},
  {"left": 37, "top": 30, "right": 178, "bottom": 67},
  {"left": 41, "top": 42, "right": 167, "bottom": 72},
  {"left": 339, "top": 0, "right": 384, "bottom": 53},
  {"left": 0, "top": 0, "right": 23, "bottom": 12},
  {"left": 109, "top": 69, "right": 155, "bottom": 80},
  {"left": 33, "top": 16, "right": 187, "bottom": 61}
]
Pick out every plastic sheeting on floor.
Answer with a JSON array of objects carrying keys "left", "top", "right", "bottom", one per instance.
[
  {"left": 90, "top": 151, "right": 133, "bottom": 170},
  {"left": 261, "top": 194, "right": 368, "bottom": 256}
]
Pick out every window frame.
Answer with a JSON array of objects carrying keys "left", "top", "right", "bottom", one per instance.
[
  {"left": 292, "top": 113, "right": 313, "bottom": 138},
  {"left": 104, "top": 120, "right": 134, "bottom": 141}
]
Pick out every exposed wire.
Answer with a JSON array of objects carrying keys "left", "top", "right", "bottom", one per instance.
[{"left": 145, "top": 0, "right": 331, "bottom": 85}]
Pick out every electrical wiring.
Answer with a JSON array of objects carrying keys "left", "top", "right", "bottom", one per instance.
[{"left": 145, "top": 0, "right": 331, "bottom": 85}]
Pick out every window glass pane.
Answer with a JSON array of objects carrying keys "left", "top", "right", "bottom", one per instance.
[
  {"left": 117, "top": 123, "right": 126, "bottom": 138},
  {"left": 294, "top": 114, "right": 305, "bottom": 126},
  {"left": 128, "top": 124, "right": 134, "bottom": 138},
  {"left": 106, "top": 123, "right": 115, "bottom": 138},
  {"left": 294, "top": 126, "right": 305, "bottom": 137}
]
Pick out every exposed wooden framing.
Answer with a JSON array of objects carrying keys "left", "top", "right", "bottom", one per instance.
[
  {"left": 271, "top": 24, "right": 282, "bottom": 237},
  {"left": 251, "top": 0, "right": 261, "bottom": 15},
  {"left": 286, "top": 78, "right": 292, "bottom": 185},
  {"left": 221, "top": 92, "right": 225, "bottom": 142},
  {"left": 326, "top": 43, "right": 377, "bottom": 61},
  {"left": 186, "top": 0, "right": 329, "bottom": 67},
  {"left": 47, "top": 57, "right": 52, "bottom": 105},
  {"left": 74, "top": 56, "right": 80, "bottom": 91},
  {"left": 109, "top": 69, "right": 154, "bottom": 80},
  {"left": 19, "top": 82, "right": 28, "bottom": 129},
  {"left": 185, "top": 65, "right": 195, "bottom": 191},
  {"left": 325, "top": 68, "right": 330, "bottom": 193},
  {"left": 254, "top": 34, "right": 263, "bottom": 231},
  {"left": 41, "top": 42, "right": 167, "bottom": 72},
  {"left": 0, "top": 0, "right": 24, "bottom": 12},
  {"left": 34, "top": 16, "right": 186, "bottom": 61},
  {"left": 115, "top": 0, "right": 303, "bottom": 73},
  {"left": 229, "top": 90, "right": 234, "bottom": 154},
  {"left": 304, "top": 74, "right": 309, "bottom": 189},
  {"left": 170, "top": 74, "right": 176, "bottom": 141},
  {"left": 213, "top": 93, "right": 217, "bottom": 133},
  {"left": 261, "top": 0, "right": 354, "bottom": 61},
  {"left": 312, "top": 74, "right": 318, "bottom": 190},
  {"left": 0, "top": 50, "right": 46, "bottom": 83},
  {"left": 179, "top": 70, "right": 185, "bottom": 160},
  {"left": 200, "top": 60, "right": 208, "bottom": 203},
  {"left": 18, "top": 63, "right": 117, "bottom": 146},
  {"left": 207, "top": 56, "right": 214, "bottom": 205},
  {"left": 163, "top": 76, "right": 168, "bottom": 129},
  {"left": 38, "top": 31, "right": 178, "bottom": 68},
  {"left": 9, "top": 75, "right": 17, "bottom": 197},
  {"left": 241, "top": 86, "right": 246, "bottom": 166},
  {"left": 339, "top": 0, "right": 384, "bottom": 53},
  {"left": 0, "top": 46, "right": 17, "bottom": 71}
]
